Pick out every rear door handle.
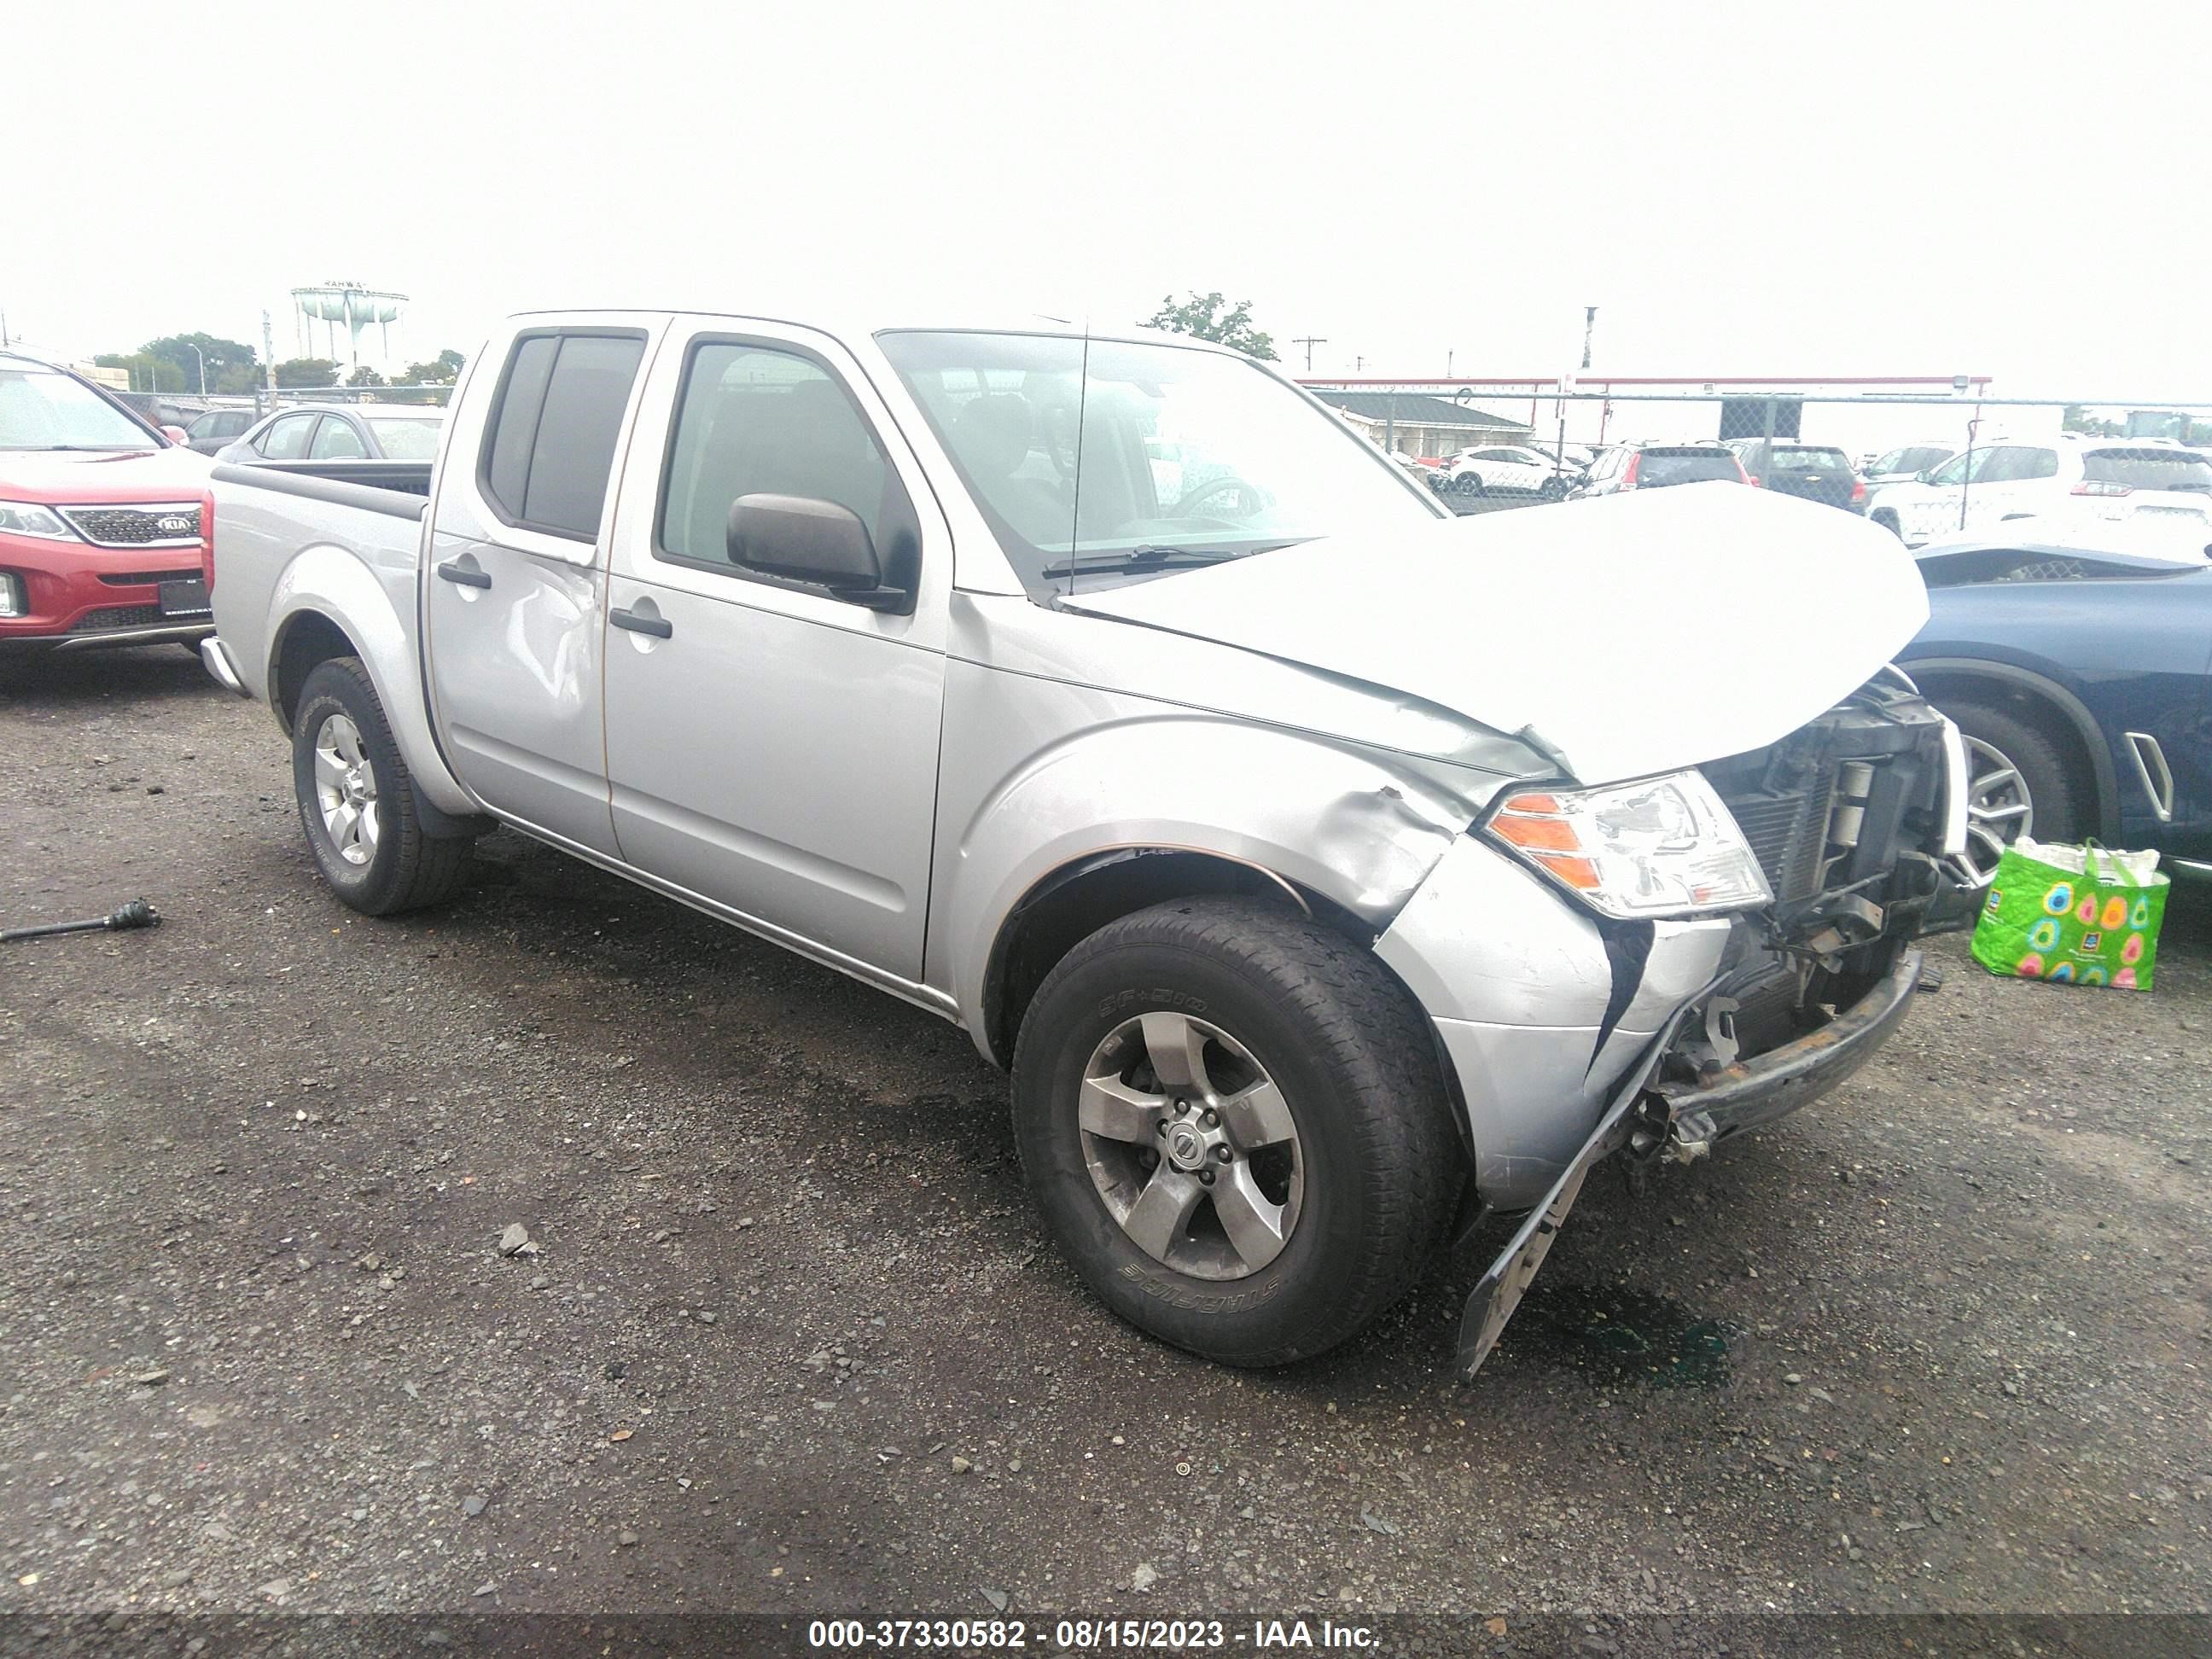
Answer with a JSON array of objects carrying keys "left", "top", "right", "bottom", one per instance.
[
  {"left": 436, "top": 561, "right": 492, "bottom": 589},
  {"left": 610, "top": 606, "right": 672, "bottom": 639}
]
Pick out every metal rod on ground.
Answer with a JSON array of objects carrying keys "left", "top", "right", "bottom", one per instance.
[{"left": 2, "top": 899, "right": 161, "bottom": 943}]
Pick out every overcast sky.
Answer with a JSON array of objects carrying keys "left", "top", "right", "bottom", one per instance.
[{"left": 7, "top": 1, "right": 2208, "bottom": 397}]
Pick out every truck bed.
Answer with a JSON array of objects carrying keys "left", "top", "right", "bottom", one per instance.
[{"left": 205, "top": 459, "right": 435, "bottom": 756}]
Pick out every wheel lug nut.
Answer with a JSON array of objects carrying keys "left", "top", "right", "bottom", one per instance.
[
  {"left": 1198, "top": 1169, "right": 1214, "bottom": 1186},
  {"left": 1202, "top": 1109, "right": 1219, "bottom": 1127},
  {"left": 1214, "top": 1144, "right": 1232, "bottom": 1162},
  {"left": 1155, "top": 1120, "right": 1167, "bottom": 1136}
]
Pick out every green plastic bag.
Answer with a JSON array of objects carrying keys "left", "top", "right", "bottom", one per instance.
[{"left": 1970, "top": 836, "right": 2168, "bottom": 991}]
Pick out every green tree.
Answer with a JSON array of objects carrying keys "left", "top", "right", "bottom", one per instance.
[
  {"left": 142, "top": 332, "right": 260, "bottom": 395},
  {"left": 1141, "top": 292, "right": 1277, "bottom": 361},
  {"left": 395, "top": 348, "right": 465, "bottom": 384},
  {"left": 93, "top": 352, "right": 173, "bottom": 393},
  {"left": 346, "top": 365, "right": 386, "bottom": 387},
  {"left": 275, "top": 358, "right": 341, "bottom": 388}
]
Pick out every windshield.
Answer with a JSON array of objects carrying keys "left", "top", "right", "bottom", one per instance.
[
  {"left": 1637, "top": 451, "right": 1741, "bottom": 486},
  {"left": 2084, "top": 448, "right": 2212, "bottom": 492},
  {"left": 363, "top": 414, "right": 443, "bottom": 460},
  {"left": 0, "top": 366, "right": 155, "bottom": 451},
  {"left": 876, "top": 330, "right": 1441, "bottom": 596}
]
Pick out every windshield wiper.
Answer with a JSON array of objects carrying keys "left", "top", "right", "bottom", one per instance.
[{"left": 1037, "top": 545, "right": 1245, "bottom": 580}]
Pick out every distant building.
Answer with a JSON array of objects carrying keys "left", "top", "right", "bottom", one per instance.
[
  {"left": 73, "top": 363, "right": 130, "bottom": 390},
  {"left": 1308, "top": 390, "right": 1530, "bottom": 458}
]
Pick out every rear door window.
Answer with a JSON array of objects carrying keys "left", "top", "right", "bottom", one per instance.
[
  {"left": 259, "top": 412, "right": 316, "bottom": 459},
  {"left": 2083, "top": 448, "right": 2212, "bottom": 492},
  {"left": 310, "top": 416, "right": 367, "bottom": 460},
  {"left": 480, "top": 332, "right": 648, "bottom": 539}
]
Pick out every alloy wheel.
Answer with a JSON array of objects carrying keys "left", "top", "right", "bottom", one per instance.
[
  {"left": 1078, "top": 1011, "right": 1304, "bottom": 1281},
  {"left": 312, "top": 713, "right": 381, "bottom": 866},
  {"left": 1959, "top": 734, "right": 2032, "bottom": 882}
]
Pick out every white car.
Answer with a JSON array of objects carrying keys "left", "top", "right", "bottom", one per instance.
[
  {"left": 1859, "top": 440, "right": 1958, "bottom": 498},
  {"left": 1864, "top": 436, "right": 2212, "bottom": 546},
  {"left": 1445, "top": 443, "right": 1575, "bottom": 498}
]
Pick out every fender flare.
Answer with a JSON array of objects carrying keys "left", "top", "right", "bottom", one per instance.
[
  {"left": 265, "top": 544, "right": 479, "bottom": 819},
  {"left": 1900, "top": 654, "right": 2120, "bottom": 837}
]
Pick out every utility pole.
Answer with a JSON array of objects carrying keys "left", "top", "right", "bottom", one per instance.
[
  {"left": 1580, "top": 306, "right": 1598, "bottom": 372},
  {"left": 1292, "top": 335, "right": 1327, "bottom": 373},
  {"left": 1447, "top": 350, "right": 1453, "bottom": 377},
  {"left": 186, "top": 343, "right": 207, "bottom": 396},
  {"left": 1353, "top": 355, "right": 1365, "bottom": 372}
]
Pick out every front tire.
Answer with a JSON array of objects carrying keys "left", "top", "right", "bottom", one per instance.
[
  {"left": 1011, "top": 898, "right": 1462, "bottom": 1367},
  {"left": 292, "top": 656, "right": 473, "bottom": 916},
  {"left": 1941, "top": 697, "right": 2084, "bottom": 882},
  {"left": 1871, "top": 509, "right": 1902, "bottom": 538}
]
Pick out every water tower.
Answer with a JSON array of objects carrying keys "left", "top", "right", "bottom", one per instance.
[{"left": 290, "top": 281, "right": 408, "bottom": 369}]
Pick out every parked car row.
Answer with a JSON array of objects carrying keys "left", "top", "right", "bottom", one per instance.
[
  {"left": 1866, "top": 435, "right": 2212, "bottom": 550},
  {"left": 1, "top": 350, "right": 452, "bottom": 655}
]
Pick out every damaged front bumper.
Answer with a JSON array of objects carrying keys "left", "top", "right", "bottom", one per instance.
[{"left": 1454, "top": 946, "right": 1923, "bottom": 1382}]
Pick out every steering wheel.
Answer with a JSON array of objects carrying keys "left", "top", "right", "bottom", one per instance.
[{"left": 1169, "top": 474, "right": 1266, "bottom": 519}]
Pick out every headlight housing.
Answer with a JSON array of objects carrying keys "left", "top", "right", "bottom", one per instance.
[
  {"left": 0, "top": 501, "right": 78, "bottom": 542},
  {"left": 1482, "top": 771, "right": 1773, "bottom": 919}
]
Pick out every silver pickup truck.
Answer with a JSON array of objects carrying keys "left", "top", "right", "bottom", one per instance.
[{"left": 201, "top": 308, "right": 1974, "bottom": 1378}]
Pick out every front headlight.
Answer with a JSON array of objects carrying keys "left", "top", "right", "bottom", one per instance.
[
  {"left": 0, "top": 501, "right": 79, "bottom": 541},
  {"left": 1482, "top": 771, "right": 1773, "bottom": 919}
]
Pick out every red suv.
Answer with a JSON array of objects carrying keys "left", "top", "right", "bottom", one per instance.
[{"left": 1, "top": 349, "right": 216, "bottom": 656}]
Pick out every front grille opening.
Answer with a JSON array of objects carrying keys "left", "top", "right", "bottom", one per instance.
[
  {"left": 1714, "top": 765, "right": 1837, "bottom": 903},
  {"left": 69, "top": 605, "right": 166, "bottom": 632},
  {"left": 56, "top": 505, "right": 203, "bottom": 547},
  {"left": 97, "top": 569, "right": 201, "bottom": 586}
]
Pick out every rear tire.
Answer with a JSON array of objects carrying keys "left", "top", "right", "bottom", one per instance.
[
  {"left": 1940, "top": 697, "right": 2085, "bottom": 881},
  {"left": 1871, "top": 509, "right": 1902, "bottom": 538},
  {"left": 1011, "top": 898, "right": 1462, "bottom": 1367},
  {"left": 292, "top": 656, "right": 473, "bottom": 916},
  {"left": 1455, "top": 473, "right": 1486, "bottom": 497}
]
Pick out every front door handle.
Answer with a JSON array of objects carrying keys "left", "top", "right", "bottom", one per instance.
[
  {"left": 436, "top": 560, "right": 492, "bottom": 589},
  {"left": 610, "top": 606, "right": 672, "bottom": 639}
]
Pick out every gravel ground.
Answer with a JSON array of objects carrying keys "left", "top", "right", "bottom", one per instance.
[{"left": 2, "top": 646, "right": 2209, "bottom": 1627}]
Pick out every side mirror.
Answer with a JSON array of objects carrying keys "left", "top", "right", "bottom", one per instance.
[
  {"left": 1912, "top": 469, "right": 1934, "bottom": 484},
  {"left": 160, "top": 425, "right": 190, "bottom": 445},
  {"left": 727, "top": 493, "right": 905, "bottom": 610}
]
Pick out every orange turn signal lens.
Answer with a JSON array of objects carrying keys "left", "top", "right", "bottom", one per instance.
[
  {"left": 1490, "top": 812, "right": 1581, "bottom": 853},
  {"left": 1503, "top": 792, "right": 1564, "bottom": 815},
  {"left": 1529, "top": 852, "right": 1603, "bottom": 890}
]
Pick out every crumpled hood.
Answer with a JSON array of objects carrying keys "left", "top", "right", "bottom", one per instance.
[
  {"left": 0, "top": 445, "right": 213, "bottom": 501},
  {"left": 1062, "top": 483, "right": 1930, "bottom": 785}
]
